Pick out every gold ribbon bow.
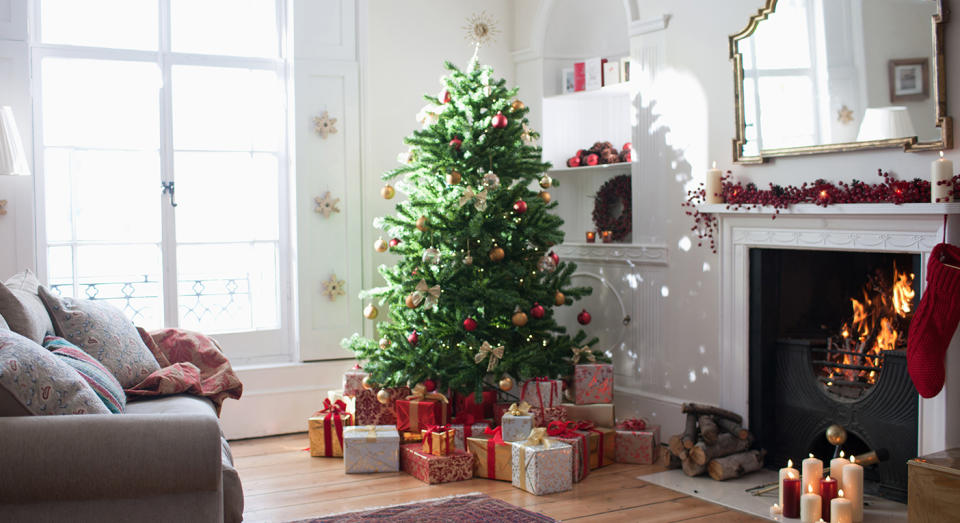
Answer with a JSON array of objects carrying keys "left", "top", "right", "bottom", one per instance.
[
  {"left": 411, "top": 279, "right": 441, "bottom": 309},
  {"left": 571, "top": 346, "right": 596, "bottom": 364},
  {"left": 524, "top": 427, "right": 552, "bottom": 449},
  {"left": 474, "top": 341, "right": 505, "bottom": 372},
  {"left": 458, "top": 187, "right": 488, "bottom": 211},
  {"left": 366, "top": 425, "right": 378, "bottom": 442},
  {"left": 507, "top": 401, "right": 531, "bottom": 416},
  {"left": 406, "top": 383, "right": 449, "bottom": 404}
]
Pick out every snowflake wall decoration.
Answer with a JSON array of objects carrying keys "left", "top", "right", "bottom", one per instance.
[
  {"left": 313, "top": 111, "right": 338, "bottom": 139},
  {"left": 0, "top": 200, "right": 7, "bottom": 216},
  {"left": 321, "top": 274, "right": 346, "bottom": 301},
  {"left": 837, "top": 105, "right": 855, "bottom": 125},
  {"left": 314, "top": 191, "right": 341, "bottom": 218},
  {"left": 463, "top": 11, "right": 499, "bottom": 47}
]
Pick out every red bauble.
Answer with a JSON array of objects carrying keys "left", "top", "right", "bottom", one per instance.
[
  {"left": 408, "top": 331, "right": 419, "bottom": 345},
  {"left": 463, "top": 317, "right": 478, "bottom": 331},
  {"left": 423, "top": 379, "right": 436, "bottom": 392},
  {"left": 389, "top": 238, "right": 400, "bottom": 248},
  {"left": 549, "top": 251, "right": 559, "bottom": 266},
  {"left": 440, "top": 90, "right": 451, "bottom": 104},
  {"left": 575, "top": 149, "right": 586, "bottom": 158},
  {"left": 577, "top": 309, "right": 592, "bottom": 325},
  {"left": 449, "top": 137, "right": 463, "bottom": 150},
  {"left": 584, "top": 153, "right": 599, "bottom": 166},
  {"left": 567, "top": 156, "right": 582, "bottom": 168},
  {"left": 622, "top": 142, "right": 632, "bottom": 151},
  {"left": 530, "top": 302, "right": 545, "bottom": 319},
  {"left": 513, "top": 200, "right": 528, "bottom": 214},
  {"left": 491, "top": 111, "right": 508, "bottom": 129}
]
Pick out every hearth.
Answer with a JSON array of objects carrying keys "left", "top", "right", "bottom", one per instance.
[{"left": 748, "top": 248, "right": 920, "bottom": 502}]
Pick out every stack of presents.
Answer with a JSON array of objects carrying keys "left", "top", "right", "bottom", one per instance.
[{"left": 308, "top": 362, "right": 661, "bottom": 495}]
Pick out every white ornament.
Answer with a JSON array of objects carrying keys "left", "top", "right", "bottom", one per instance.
[
  {"left": 482, "top": 172, "right": 500, "bottom": 189},
  {"left": 538, "top": 255, "right": 557, "bottom": 273}
]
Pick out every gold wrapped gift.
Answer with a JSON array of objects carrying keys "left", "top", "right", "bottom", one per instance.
[{"left": 466, "top": 435, "right": 512, "bottom": 481}]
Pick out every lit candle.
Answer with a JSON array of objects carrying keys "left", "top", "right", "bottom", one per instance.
[
  {"left": 802, "top": 453, "right": 823, "bottom": 495},
  {"left": 830, "top": 491, "right": 853, "bottom": 523},
  {"left": 782, "top": 474, "right": 801, "bottom": 518},
  {"left": 829, "top": 451, "right": 849, "bottom": 492},
  {"left": 780, "top": 459, "right": 799, "bottom": 508},
  {"left": 770, "top": 504, "right": 782, "bottom": 516},
  {"left": 601, "top": 230, "right": 613, "bottom": 243},
  {"left": 820, "top": 475, "right": 838, "bottom": 522},
  {"left": 585, "top": 231, "right": 596, "bottom": 243},
  {"left": 841, "top": 457, "right": 863, "bottom": 522},
  {"left": 705, "top": 161, "right": 723, "bottom": 204},
  {"left": 801, "top": 484, "right": 822, "bottom": 523},
  {"left": 932, "top": 151, "right": 954, "bottom": 203}
]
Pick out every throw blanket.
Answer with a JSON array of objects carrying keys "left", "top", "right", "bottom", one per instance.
[{"left": 125, "top": 328, "right": 243, "bottom": 415}]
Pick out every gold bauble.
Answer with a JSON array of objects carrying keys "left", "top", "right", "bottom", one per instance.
[
  {"left": 374, "top": 237, "right": 388, "bottom": 253},
  {"left": 376, "top": 389, "right": 391, "bottom": 405},
  {"left": 489, "top": 246, "right": 505, "bottom": 262},
  {"left": 539, "top": 175, "right": 552, "bottom": 189},
  {"left": 379, "top": 337, "right": 391, "bottom": 349},
  {"left": 511, "top": 99, "right": 525, "bottom": 111},
  {"left": 463, "top": 255, "right": 473, "bottom": 266},
  {"left": 446, "top": 170, "right": 462, "bottom": 185},
  {"left": 499, "top": 376, "right": 514, "bottom": 391},
  {"left": 361, "top": 375, "right": 375, "bottom": 390},
  {"left": 512, "top": 310, "right": 528, "bottom": 327},
  {"left": 825, "top": 424, "right": 848, "bottom": 446},
  {"left": 416, "top": 216, "right": 429, "bottom": 231},
  {"left": 405, "top": 293, "right": 418, "bottom": 308},
  {"left": 554, "top": 291, "right": 565, "bottom": 306},
  {"left": 381, "top": 185, "right": 396, "bottom": 199},
  {"left": 538, "top": 191, "right": 551, "bottom": 203},
  {"left": 363, "top": 304, "right": 379, "bottom": 319}
]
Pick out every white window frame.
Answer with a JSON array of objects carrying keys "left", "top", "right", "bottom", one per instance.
[{"left": 28, "top": 0, "right": 296, "bottom": 366}]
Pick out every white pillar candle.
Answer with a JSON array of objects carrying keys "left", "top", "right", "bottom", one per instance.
[
  {"left": 932, "top": 151, "right": 954, "bottom": 203},
  {"left": 841, "top": 459, "right": 863, "bottom": 522},
  {"left": 705, "top": 161, "right": 723, "bottom": 204},
  {"left": 800, "top": 484, "right": 822, "bottom": 523},
  {"left": 831, "top": 492, "right": 853, "bottom": 523},
  {"left": 829, "top": 453, "right": 849, "bottom": 491},
  {"left": 802, "top": 454, "right": 823, "bottom": 495},
  {"left": 780, "top": 459, "right": 799, "bottom": 508}
]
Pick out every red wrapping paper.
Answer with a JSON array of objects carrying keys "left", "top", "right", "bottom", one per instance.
[
  {"left": 453, "top": 390, "right": 497, "bottom": 419},
  {"left": 355, "top": 386, "right": 410, "bottom": 426},
  {"left": 614, "top": 422, "right": 659, "bottom": 465},
  {"left": 531, "top": 405, "right": 568, "bottom": 427},
  {"left": 547, "top": 420, "right": 589, "bottom": 482},
  {"left": 399, "top": 444, "right": 473, "bottom": 484},
  {"left": 395, "top": 398, "right": 449, "bottom": 432}
]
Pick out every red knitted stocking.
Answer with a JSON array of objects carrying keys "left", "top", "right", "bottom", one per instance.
[{"left": 908, "top": 243, "right": 960, "bottom": 398}]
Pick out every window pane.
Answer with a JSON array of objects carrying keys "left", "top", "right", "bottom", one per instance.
[
  {"left": 43, "top": 148, "right": 73, "bottom": 243},
  {"left": 174, "top": 152, "right": 279, "bottom": 243},
  {"left": 171, "top": 0, "right": 278, "bottom": 58},
  {"left": 41, "top": 58, "right": 161, "bottom": 150},
  {"left": 172, "top": 66, "right": 282, "bottom": 151},
  {"left": 753, "top": 0, "right": 811, "bottom": 70},
  {"left": 69, "top": 150, "right": 161, "bottom": 242},
  {"left": 74, "top": 244, "right": 164, "bottom": 328},
  {"left": 46, "top": 245, "right": 74, "bottom": 290},
  {"left": 40, "top": 0, "right": 158, "bottom": 51},
  {"left": 758, "top": 76, "right": 817, "bottom": 149},
  {"left": 177, "top": 243, "right": 279, "bottom": 333}
]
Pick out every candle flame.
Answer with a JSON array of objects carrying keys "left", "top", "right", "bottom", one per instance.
[
  {"left": 850, "top": 455, "right": 856, "bottom": 464},
  {"left": 809, "top": 453, "right": 814, "bottom": 458},
  {"left": 839, "top": 489, "right": 845, "bottom": 497},
  {"left": 808, "top": 484, "right": 814, "bottom": 494},
  {"left": 712, "top": 161, "right": 717, "bottom": 169},
  {"left": 787, "top": 459, "right": 793, "bottom": 467},
  {"left": 826, "top": 475, "right": 831, "bottom": 481},
  {"left": 840, "top": 450, "right": 845, "bottom": 458},
  {"left": 941, "top": 151, "right": 945, "bottom": 159}
]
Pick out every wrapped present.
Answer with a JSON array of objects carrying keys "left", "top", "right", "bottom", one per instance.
[
  {"left": 400, "top": 444, "right": 473, "bottom": 484},
  {"left": 510, "top": 427, "right": 573, "bottom": 496},
  {"left": 573, "top": 363, "right": 613, "bottom": 405},
  {"left": 561, "top": 402, "right": 614, "bottom": 427},
  {"left": 573, "top": 420, "right": 616, "bottom": 469},
  {"left": 395, "top": 384, "right": 450, "bottom": 432},
  {"left": 343, "top": 425, "right": 400, "bottom": 473},
  {"left": 531, "top": 405, "right": 567, "bottom": 427},
  {"left": 546, "top": 420, "right": 590, "bottom": 482},
  {"left": 492, "top": 402, "right": 512, "bottom": 425},
  {"left": 466, "top": 427, "right": 513, "bottom": 481},
  {"left": 308, "top": 398, "right": 354, "bottom": 457},
  {"left": 401, "top": 431, "right": 423, "bottom": 443},
  {"left": 326, "top": 389, "right": 356, "bottom": 415},
  {"left": 614, "top": 419, "right": 659, "bottom": 465},
  {"left": 454, "top": 390, "right": 497, "bottom": 419},
  {"left": 450, "top": 412, "right": 490, "bottom": 451},
  {"left": 420, "top": 425, "right": 455, "bottom": 456},
  {"left": 342, "top": 364, "right": 368, "bottom": 397},
  {"left": 520, "top": 377, "right": 563, "bottom": 410},
  {"left": 355, "top": 386, "right": 410, "bottom": 425},
  {"left": 501, "top": 401, "right": 534, "bottom": 442}
]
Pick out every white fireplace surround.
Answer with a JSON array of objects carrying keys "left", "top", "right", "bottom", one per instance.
[{"left": 706, "top": 202, "right": 960, "bottom": 456}]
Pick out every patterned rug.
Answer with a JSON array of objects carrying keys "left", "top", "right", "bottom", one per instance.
[{"left": 289, "top": 492, "right": 557, "bottom": 522}]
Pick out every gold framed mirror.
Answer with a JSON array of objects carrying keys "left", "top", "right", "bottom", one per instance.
[{"left": 730, "top": 0, "right": 952, "bottom": 164}]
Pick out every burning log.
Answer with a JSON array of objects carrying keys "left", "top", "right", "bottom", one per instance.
[
  {"left": 698, "top": 415, "right": 720, "bottom": 445},
  {"left": 708, "top": 449, "right": 766, "bottom": 481},
  {"left": 689, "top": 432, "right": 753, "bottom": 466},
  {"left": 716, "top": 417, "right": 749, "bottom": 440},
  {"left": 682, "top": 413, "right": 699, "bottom": 449},
  {"left": 681, "top": 403, "right": 744, "bottom": 425},
  {"left": 660, "top": 445, "right": 682, "bottom": 469}
]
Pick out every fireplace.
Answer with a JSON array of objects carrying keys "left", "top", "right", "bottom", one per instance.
[{"left": 748, "top": 248, "right": 920, "bottom": 501}]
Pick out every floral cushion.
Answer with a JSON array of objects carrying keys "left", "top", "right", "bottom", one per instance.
[
  {"left": 0, "top": 270, "right": 54, "bottom": 344},
  {"left": 38, "top": 287, "right": 160, "bottom": 388},
  {"left": 0, "top": 329, "right": 110, "bottom": 415},
  {"left": 45, "top": 336, "right": 126, "bottom": 413}
]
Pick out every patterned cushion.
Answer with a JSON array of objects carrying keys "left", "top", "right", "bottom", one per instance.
[
  {"left": 0, "top": 270, "right": 55, "bottom": 344},
  {"left": 38, "top": 287, "right": 160, "bottom": 388},
  {"left": 45, "top": 336, "right": 126, "bottom": 413},
  {"left": 0, "top": 329, "right": 110, "bottom": 415}
]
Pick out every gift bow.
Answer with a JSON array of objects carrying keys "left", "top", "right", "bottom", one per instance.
[
  {"left": 319, "top": 398, "right": 348, "bottom": 416},
  {"left": 525, "top": 427, "right": 553, "bottom": 449},
  {"left": 546, "top": 420, "right": 579, "bottom": 438},
  {"left": 424, "top": 424, "right": 450, "bottom": 436},
  {"left": 406, "top": 383, "right": 449, "bottom": 403},
  {"left": 411, "top": 279, "right": 441, "bottom": 309},
  {"left": 474, "top": 341, "right": 505, "bottom": 372},
  {"left": 484, "top": 425, "right": 508, "bottom": 446},
  {"left": 507, "top": 401, "right": 531, "bottom": 417},
  {"left": 459, "top": 187, "right": 488, "bottom": 211},
  {"left": 571, "top": 346, "right": 596, "bottom": 364},
  {"left": 575, "top": 420, "right": 596, "bottom": 431},
  {"left": 617, "top": 418, "right": 648, "bottom": 431}
]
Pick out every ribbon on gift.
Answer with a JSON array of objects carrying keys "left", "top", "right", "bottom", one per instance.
[
  {"left": 423, "top": 424, "right": 451, "bottom": 455},
  {"left": 404, "top": 384, "right": 449, "bottom": 431},
  {"left": 616, "top": 418, "right": 648, "bottom": 432},
  {"left": 506, "top": 401, "right": 531, "bottom": 417},
  {"left": 483, "top": 426, "right": 508, "bottom": 479},
  {"left": 458, "top": 186, "right": 488, "bottom": 211},
  {"left": 547, "top": 420, "right": 589, "bottom": 480},
  {"left": 571, "top": 346, "right": 596, "bottom": 364},
  {"left": 474, "top": 341, "right": 504, "bottom": 372},
  {"left": 525, "top": 427, "right": 553, "bottom": 449},
  {"left": 316, "top": 398, "right": 352, "bottom": 457},
  {"left": 452, "top": 412, "right": 476, "bottom": 445},
  {"left": 576, "top": 420, "right": 607, "bottom": 469},
  {"left": 411, "top": 279, "right": 441, "bottom": 309},
  {"left": 521, "top": 377, "right": 559, "bottom": 409},
  {"left": 365, "top": 425, "right": 378, "bottom": 442}
]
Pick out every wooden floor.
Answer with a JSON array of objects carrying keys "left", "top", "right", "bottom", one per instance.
[{"left": 232, "top": 433, "right": 767, "bottom": 522}]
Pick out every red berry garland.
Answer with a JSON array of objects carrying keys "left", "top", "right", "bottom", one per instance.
[{"left": 592, "top": 174, "right": 632, "bottom": 241}]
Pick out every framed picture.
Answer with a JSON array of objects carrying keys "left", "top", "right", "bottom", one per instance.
[
  {"left": 561, "top": 68, "right": 575, "bottom": 94},
  {"left": 888, "top": 58, "right": 929, "bottom": 102}
]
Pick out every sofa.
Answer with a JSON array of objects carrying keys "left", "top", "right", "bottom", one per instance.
[{"left": 0, "top": 271, "right": 244, "bottom": 522}]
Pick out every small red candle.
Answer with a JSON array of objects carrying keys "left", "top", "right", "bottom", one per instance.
[
  {"left": 585, "top": 231, "right": 596, "bottom": 243},
  {"left": 782, "top": 476, "right": 801, "bottom": 518},
  {"left": 601, "top": 230, "right": 613, "bottom": 243},
  {"left": 820, "top": 475, "right": 838, "bottom": 521}
]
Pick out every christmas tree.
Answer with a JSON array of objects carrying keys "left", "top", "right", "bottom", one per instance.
[{"left": 342, "top": 57, "right": 599, "bottom": 398}]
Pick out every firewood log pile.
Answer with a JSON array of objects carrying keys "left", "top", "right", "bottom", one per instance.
[{"left": 662, "top": 403, "right": 766, "bottom": 481}]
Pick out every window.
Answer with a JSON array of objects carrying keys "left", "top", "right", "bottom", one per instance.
[{"left": 32, "top": 0, "right": 292, "bottom": 365}]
